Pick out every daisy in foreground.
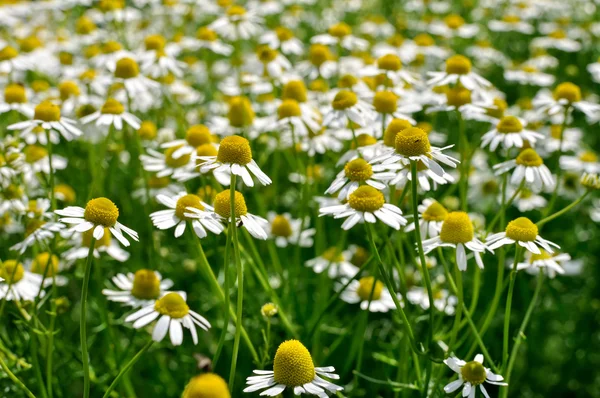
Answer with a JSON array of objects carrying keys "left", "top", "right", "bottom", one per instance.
[
  {"left": 102, "top": 269, "right": 174, "bottom": 308},
  {"left": 55, "top": 197, "right": 139, "bottom": 247},
  {"left": 427, "top": 55, "right": 491, "bottom": 91},
  {"left": 125, "top": 292, "right": 211, "bottom": 346},
  {"left": 8, "top": 101, "right": 82, "bottom": 142},
  {"left": 79, "top": 98, "right": 141, "bottom": 130},
  {"left": 444, "top": 354, "right": 507, "bottom": 397},
  {"left": 244, "top": 339, "right": 342, "bottom": 397},
  {"left": 339, "top": 276, "right": 402, "bottom": 312},
  {"left": 486, "top": 217, "right": 559, "bottom": 255},
  {"left": 319, "top": 186, "right": 407, "bottom": 230}
]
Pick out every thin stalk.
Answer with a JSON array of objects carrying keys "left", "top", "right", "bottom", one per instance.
[
  {"left": 543, "top": 105, "right": 570, "bottom": 217},
  {"left": 502, "top": 245, "right": 521, "bottom": 371},
  {"left": 0, "top": 354, "right": 36, "bottom": 398},
  {"left": 102, "top": 340, "right": 154, "bottom": 398},
  {"left": 213, "top": 222, "right": 233, "bottom": 367},
  {"left": 536, "top": 191, "right": 589, "bottom": 228},
  {"left": 46, "top": 129, "right": 56, "bottom": 210},
  {"left": 81, "top": 237, "right": 96, "bottom": 398}
]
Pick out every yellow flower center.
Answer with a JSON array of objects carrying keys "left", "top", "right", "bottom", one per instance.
[
  {"left": 502, "top": 15, "right": 520, "bottom": 23},
  {"left": 356, "top": 276, "right": 384, "bottom": 301},
  {"left": 273, "top": 340, "right": 316, "bottom": 387},
  {"left": 59, "top": 51, "right": 74, "bottom": 65},
  {"left": 348, "top": 186, "right": 385, "bottom": 212},
  {"left": 165, "top": 145, "right": 192, "bottom": 168},
  {"left": 275, "top": 26, "right": 294, "bottom": 41},
  {"left": 387, "top": 34, "right": 405, "bottom": 47},
  {"left": 226, "top": 5, "right": 246, "bottom": 17},
  {"left": 351, "top": 246, "right": 369, "bottom": 266},
  {"left": 256, "top": 45, "right": 278, "bottom": 63},
  {"left": 175, "top": 194, "right": 204, "bottom": 220},
  {"left": 131, "top": 269, "right": 161, "bottom": 300},
  {"left": 84, "top": 197, "right": 119, "bottom": 227},
  {"left": 216, "top": 135, "right": 252, "bottom": 165},
  {"left": 144, "top": 34, "right": 166, "bottom": 51},
  {"left": 548, "top": 29, "right": 567, "bottom": 39},
  {"left": 482, "top": 180, "right": 500, "bottom": 195},
  {"left": 422, "top": 201, "right": 448, "bottom": 222},
  {"left": 19, "top": 36, "right": 42, "bottom": 53},
  {"left": 549, "top": 125, "right": 563, "bottom": 139},
  {"left": 101, "top": 98, "right": 125, "bottom": 115},
  {"left": 308, "top": 44, "right": 331, "bottom": 67},
  {"left": 195, "top": 144, "right": 218, "bottom": 165},
  {"left": 25, "top": 219, "right": 46, "bottom": 237},
  {"left": 328, "top": 22, "right": 351, "bottom": 38},
  {"left": 383, "top": 118, "right": 411, "bottom": 147},
  {"left": 186, "top": 125, "right": 213, "bottom": 147},
  {"left": 496, "top": 116, "right": 523, "bottom": 134},
  {"left": 197, "top": 186, "right": 217, "bottom": 203},
  {"left": 505, "top": 217, "right": 538, "bottom": 241},
  {"left": 377, "top": 54, "right": 402, "bottom": 71},
  {"left": 84, "top": 45, "right": 101, "bottom": 58},
  {"left": 278, "top": 99, "right": 302, "bottom": 119},
  {"left": 4, "top": 83, "right": 26, "bottom": 104},
  {"left": 183, "top": 373, "right": 231, "bottom": 398},
  {"left": 114, "top": 57, "right": 140, "bottom": 79},
  {"left": 553, "top": 82, "right": 581, "bottom": 103},
  {"left": 76, "top": 16, "right": 96, "bottom": 34},
  {"left": 148, "top": 176, "right": 170, "bottom": 189},
  {"left": 55, "top": 184, "right": 76, "bottom": 203},
  {"left": 338, "top": 74, "right": 358, "bottom": 89},
  {"left": 154, "top": 292, "right": 189, "bottom": 319},
  {"left": 332, "top": 90, "right": 358, "bottom": 110},
  {"left": 309, "top": 78, "right": 329, "bottom": 93},
  {"left": 102, "top": 41, "right": 123, "bottom": 54},
  {"left": 34, "top": 101, "right": 61, "bottom": 122},
  {"left": 82, "top": 228, "right": 112, "bottom": 247},
  {"left": 439, "top": 212, "right": 474, "bottom": 244},
  {"left": 460, "top": 361, "right": 487, "bottom": 386},
  {"left": 444, "top": 14, "right": 465, "bottom": 29},
  {"left": 0, "top": 260, "right": 24, "bottom": 284},
  {"left": 373, "top": 91, "right": 398, "bottom": 114},
  {"left": 322, "top": 247, "right": 344, "bottom": 262},
  {"left": 344, "top": 158, "right": 373, "bottom": 182},
  {"left": 282, "top": 80, "right": 308, "bottom": 102},
  {"left": 24, "top": 145, "right": 48, "bottom": 163},
  {"left": 353, "top": 133, "right": 377, "bottom": 148},
  {"left": 227, "top": 96, "right": 255, "bottom": 128},
  {"left": 445, "top": 55, "right": 472, "bottom": 75},
  {"left": 261, "top": 302, "right": 278, "bottom": 317},
  {"left": 3, "top": 184, "right": 23, "bottom": 200},
  {"left": 31, "top": 253, "right": 59, "bottom": 277},
  {"left": 580, "top": 151, "right": 598, "bottom": 163},
  {"left": 138, "top": 121, "right": 157, "bottom": 140},
  {"left": 271, "top": 215, "right": 293, "bottom": 237},
  {"left": 213, "top": 190, "right": 248, "bottom": 218},
  {"left": 414, "top": 33, "right": 435, "bottom": 47},
  {"left": 446, "top": 86, "right": 472, "bottom": 107},
  {"left": 196, "top": 27, "right": 217, "bottom": 42},
  {"left": 516, "top": 148, "right": 543, "bottom": 167},
  {"left": 0, "top": 45, "right": 18, "bottom": 61},
  {"left": 395, "top": 127, "right": 431, "bottom": 157}
]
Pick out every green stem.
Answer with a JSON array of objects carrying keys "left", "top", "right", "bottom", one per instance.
[
  {"left": 502, "top": 245, "right": 521, "bottom": 371},
  {"left": 448, "top": 255, "right": 463, "bottom": 354},
  {"left": 102, "top": 340, "right": 154, "bottom": 398},
  {"left": 213, "top": 221, "right": 233, "bottom": 367},
  {"left": 46, "top": 129, "right": 56, "bottom": 211},
  {"left": 0, "top": 354, "right": 36, "bottom": 398},
  {"left": 81, "top": 237, "right": 96, "bottom": 398},
  {"left": 543, "top": 105, "right": 570, "bottom": 217},
  {"left": 536, "top": 191, "right": 590, "bottom": 228}
]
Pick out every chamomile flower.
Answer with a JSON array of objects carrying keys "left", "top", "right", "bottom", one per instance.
[
  {"left": 339, "top": 276, "right": 402, "bottom": 312},
  {"left": 199, "top": 135, "right": 271, "bottom": 187},
  {"left": 63, "top": 227, "right": 130, "bottom": 263},
  {"left": 368, "top": 90, "right": 422, "bottom": 128},
  {"left": 443, "top": 354, "right": 507, "bottom": 397},
  {"left": 0, "top": 259, "right": 44, "bottom": 301},
  {"left": 325, "top": 158, "right": 395, "bottom": 200},
  {"left": 261, "top": 27, "right": 303, "bottom": 56},
  {"left": 532, "top": 30, "right": 581, "bottom": 52},
  {"left": 422, "top": 212, "right": 488, "bottom": 271},
  {"left": 0, "top": 83, "right": 34, "bottom": 117},
  {"left": 428, "top": 14, "right": 479, "bottom": 39},
  {"left": 125, "top": 292, "right": 211, "bottom": 346},
  {"left": 22, "top": 145, "right": 67, "bottom": 177},
  {"left": 80, "top": 98, "right": 140, "bottom": 130},
  {"left": 312, "top": 22, "right": 368, "bottom": 51},
  {"left": 404, "top": 199, "right": 448, "bottom": 239},
  {"left": 102, "top": 269, "right": 173, "bottom": 308},
  {"left": 504, "top": 66, "right": 555, "bottom": 87},
  {"left": 161, "top": 124, "right": 217, "bottom": 160},
  {"left": 361, "top": 54, "right": 419, "bottom": 86},
  {"left": 150, "top": 192, "right": 224, "bottom": 239},
  {"left": 111, "top": 57, "right": 160, "bottom": 95},
  {"left": 516, "top": 250, "right": 572, "bottom": 278},
  {"left": 183, "top": 373, "right": 231, "bottom": 398},
  {"left": 208, "top": 189, "right": 268, "bottom": 240},
  {"left": 542, "top": 125, "right": 582, "bottom": 154},
  {"left": 271, "top": 99, "right": 321, "bottom": 138},
  {"left": 185, "top": 27, "right": 232, "bottom": 55},
  {"left": 494, "top": 149, "right": 555, "bottom": 191},
  {"left": 10, "top": 217, "right": 65, "bottom": 254},
  {"left": 488, "top": 15, "right": 534, "bottom": 34},
  {"left": 0, "top": 45, "right": 30, "bottom": 73},
  {"left": 55, "top": 197, "right": 139, "bottom": 247},
  {"left": 141, "top": 146, "right": 195, "bottom": 179},
  {"left": 427, "top": 55, "right": 491, "bottom": 91},
  {"left": 8, "top": 101, "right": 82, "bottom": 142},
  {"left": 305, "top": 247, "right": 359, "bottom": 279},
  {"left": 513, "top": 188, "right": 548, "bottom": 212},
  {"left": 24, "top": 253, "right": 68, "bottom": 288},
  {"left": 407, "top": 286, "right": 457, "bottom": 315},
  {"left": 244, "top": 339, "right": 342, "bottom": 397},
  {"left": 533, "top": 83, "right": 600, "bottom": 120},
  {"left": 265, "top": 212, "right": 315, "bottom": 248},
  {"left": 320, "top": 185, "right": 407, "bottom": 230},
  {"left": 560, "top": 150, "right": 600, "bottom": 173},
  {"left": 323, "top": 90, "right": 375, "bottom": 127},
  {"left": 487, "top": 217, "right": 560, "bottom": 255},
  {"left": 388, "top": 160, "right": 455, "bottom": 192},
  {"left": 210, "top": 5, "right": 264, "bottom": 41},
  {"left": 481, "top": 116, "right": 544, "bottom": 151}
]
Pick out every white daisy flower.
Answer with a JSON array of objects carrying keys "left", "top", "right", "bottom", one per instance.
[
  {"left": 339, "top": 276, "right": 402, "bottom": 312},
  {"left": 102, "top": 270, "right": 173, "bottom": 308},
  {"left": 0, "top": 45, "right": 30, "bottom": 74},
  {"left": 206, "top": 189, "right": 268, "bottom": 240},
  {"left": 428, "top": 14, "right": 480, "bottom": 39},
  {"left": 125, "top": 292, "right": 211, "bottom": 346},
  {"left": 422, "top": 212, "right": 489, "bottom": 271},
  {"left": 111, "top": 57, "right": 160, "bottom": 96},
  {"left": 427, "top": 55, "right": 491, "bottom": 91},
  {"left": 407, "top": 286, "right": 457, "bottom": 315},
  {"left": 209, "top": 5, "right": 263, "bottom": 41},
  {"left": 320, "top": 185, "right": 407, "bottom": 230},
  {"left": 0, "top": 259, "right": 44, "bottom": 301},
  {"left": 404, "top": 199, "right": 448, "bottom": 239},
  {"left": 360, "top": 53, "right": 419, "bottom": 86},
  {"left": 80, "top": 98, "right": 141, "bottom": 130},
  {"left": 504, "top": 66, "right": 555, "bottom": 87},
  {"left": 55, "top": 197, "right": 139, "bottom": 247},
  {"left": 533, "top": 83, "right": 600, "bottom": 121},
  {"left": 325, "top": 158, "right": 395, "bottom": 200},
  {"left": 486, "top": 217, "right": 560, "bottom": 255},
  {"left": 150, "top": 192, "right": 224, "bottom": 239},
  {"left": 269, "top": 99, "right": 321, "bottom": 139},
  {"left": 532, "top": 30, "right": 581, "bottom": 52},
  {"left": 22, "top": 145, "right": 67, "bottom": 177},
  {"left": 260, "top": 27, "right": 303, "bottom": 56},
  {"left": 481, "top": 116, "right": 544, "bottom": 151},
  {"left": 62, "top": 227, "right": 130, "bottom": 263},
  {"left": 443, "top": 354, "right": 507, "bottom": 397},
  {"left": 388, "top": 160, "right": 455, "bottom": 192},
  {"left": 8, "top": 101, "right": 82, "bottom": 142},
  {"left": 24, "top": 252, "right": 68, "bottom": 288},
  {"left": 322, "top": 90, "right": 375, "bottom": 128},
  {"left": 199, "top": 135, "right": 271, "bottom": 187},
  {"left": 0, "top": 83, "right": 34, "bottom": 117},
  {"left": 244, "top": 339, "right": 342, "bottom": 397},
  {"left": 305, "top": 247, "right": 359, "bottom": 279},
  {"left": 516, "top": 250, "right": 572, "bottom": 278},
  {"left": 141, "top": 147, "right": 195, "bottom": 179},
  {"left": 560, "top": 150, "right": 600, "bottom": 174},
  {"left": 10, "top": 219, "right": 64, "bottom": 254},
  {"left": 311, "top": 22, "right": 368, "bottom": 51},
  {"left": 488, "top": 15, "right": 534, "bottom": 34},
  {"left": 265, "top": 212, "right": 315, "bottom": 248},
  {"left": 493, "top": 149, "right": 555, "bottom": 191},
  {"left": 512, "top": 189, "right": 548, "bottom": 212}
]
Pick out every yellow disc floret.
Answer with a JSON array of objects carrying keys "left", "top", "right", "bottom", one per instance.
[
  {"left": 261, "top": 303, "right": 278, "bottom": 317},
  {"left": 422, "top": 201, "right": 448, "bottom": 222},
  {"left": 445, "top": 55, "right": 472, "bottom": 75},
  {"left": 373, "top": 91, "right": 398, "bottom": 114},
  {"left": 273, "top": 340, "right": 315, "bottom": 387},
  {"left": 439, "top": 212, "right": 474, "bottom": 244},
  {"left": 282, "top": 80, "right": 308, "bottom": 102},
  {"left": 496, "top": 116, "right": 523, "bottom": 134},
  {"left": 0, "top": 45, "right": 18, "bottom": 61},
  {"left": 84, "top": 197, "right": 119, "bottom": 227},
  {"left": 553, "top": 82, "right": 581, "bottom": 103},
  {"left": 182, "top": 373, "right": 231, "bottom": 398},
  {"left": 278, "top": 99, "right": 302, "bottom": 119},
  {"left": 213, "top": 190, "right": 248, "bottom": 219},
  {"left": 34, "top": 101, "right": 61, "bottom": 122},
  {"left": 175, "top": 194, "right": 204, "bottom": 220},
  {"left": 4, "top": 84, "right": 26, "bottom": 104},
  {"left": 165, "top": 145, "right": 192, "bottom": 168},
  {"left": 186, "top": 125, "right": 213, "bottom": 147},
  {"left": 308, "top": 44, "right": 331, "bottom": 67},
  {"left": 0, "top": 260, "right": 24, "bottom": 284},
  {"left": 114, "top": 57, "right": 140, "bottom": 79},
  {"left": 59, "top": 81, "right": 80, "bottom": 100},
  {"left": 377, "top": 54, "right": 402, "bottom": 71},
  {"left": 144, "top": 34, "right": 166, "bottom": 51},
  {"left": 348, "top": 186, "right": 385, "bottom": 212},
  {"left": 82, "top": 228, "right": 111, "bottom": 247},
  {"left": 138, "top": 121, "right": 157, "bottom": 140},
  {"left": 322, "top": 247, "right": 344, "bottom": 262},
  {"left": 227, "top": 96, "right": 255, "bottom": 127},
  {"left": 101, "top": 98, "right": 125, "bottom": 115},
  {"left": 131, "top": 269, "right": 161, "bottom": 300},
  {"left": 515, "top": 148, "right": 543, "bottom": 167},
  {"left": 328, "top": 22, "right": 351, "bottom": 38},
  {"left": 154, "top": 292, "right": 189, "bottom": 319},
  {"left": 332, "top": 90, "right": 358, "bottom": 110},
  {"left": 394, "top": 127, "right": 431, "bottom": 157},
  {"left": 384, "top": 119, "right": 411, "bottom": 147},
  {"left": 24, "top": 145, "right": 48, "bottom": 163},
  {"left": 30, "top": 253, "right": 59, "bottom": 277},
  {"left": 216, "top": 135, "right": 252, "bottom": 165},
  {"left": 271, "top": 215, "right": 293, "bottom": 237},
  {"left": 344, "top": 158, "right": 373, "bottom": 182},
  {"left": 356, "top": 276, "right": 384, "bottom": 301},
  {"left": 446, "top": 86, "right": 472, "bottom": 107},
  {"left": 505, "top": 217, "right": 538, "bottom": 242},
  {"left": 460, "top": 361, "right": 487, "bottom": 386}
]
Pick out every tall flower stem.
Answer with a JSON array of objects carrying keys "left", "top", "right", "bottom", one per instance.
[
  {"left": 543, "top": 105, "right": 570, "bottom": 217},
  {"left": 81, "top": 237, "right": 96, "bottom": 398},
  {"left": 228, "top": 174, "right": 244, "bottom": 391},
  {"left": 457, "top": 110, "right": 469, "bottom": 211},
  {"left": 502, "top": 245, "right": 522, "bottom": 371},
  {"left": 45, "top": 129, "right": 56, "bottom": 210},
  {"left": 536, "top": 191, "right": 590, "bottom": 228},
  {"left": 103, "top": 339, "right": 154, "bottom": 398}
]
